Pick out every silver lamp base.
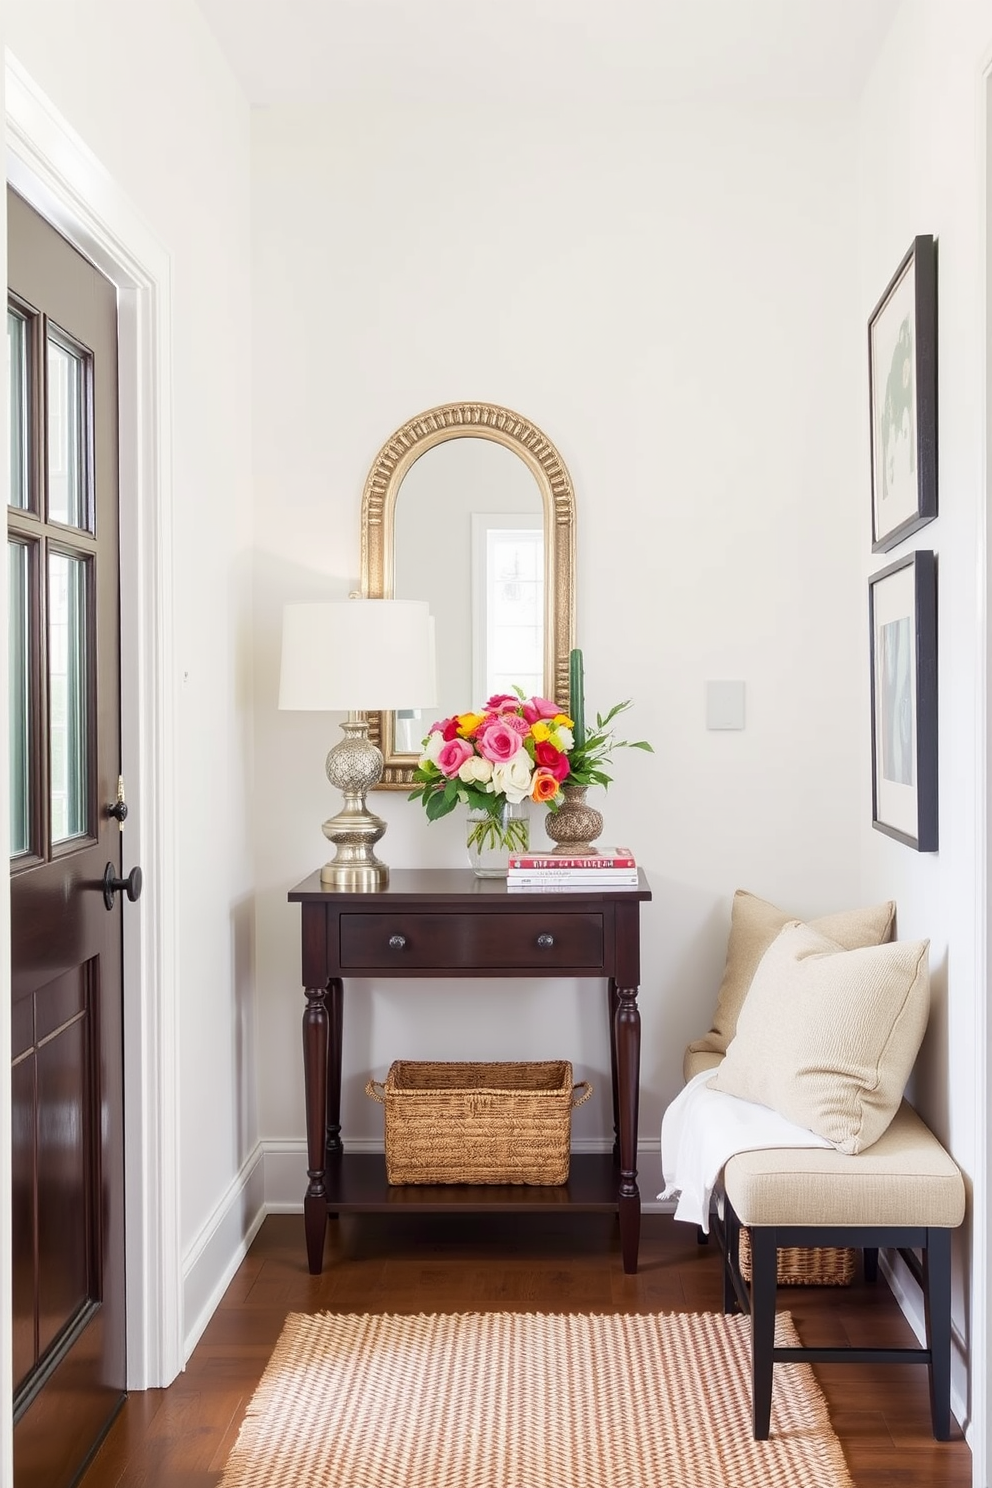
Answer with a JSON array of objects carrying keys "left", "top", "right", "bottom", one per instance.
[{"left": 320, "top": 714, "right": 390, "bottom": 891}]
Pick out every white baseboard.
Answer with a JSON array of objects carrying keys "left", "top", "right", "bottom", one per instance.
[
  {"left": 263, "top": 1138, "right": 322, "bottom": 1212},
  {"left": 182, "top": 1143, "right": 267, "bottom": 1362}
]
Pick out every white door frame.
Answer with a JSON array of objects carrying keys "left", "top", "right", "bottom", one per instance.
[
  {"left": 977, "top": 58, "right": 992, "bottom": 1488},
  {"left": 4, "top": 50, "right": 182, "bottom": 1396}
]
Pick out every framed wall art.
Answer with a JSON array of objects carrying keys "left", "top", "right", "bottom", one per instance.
[
  {"left": 868, "top": 234, "right": 937, "bottom": 553},
  {"left": 868, "top": 549, "right": 937, "bottom": 852}
]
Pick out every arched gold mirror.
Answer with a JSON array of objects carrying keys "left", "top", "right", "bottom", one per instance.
[{"left": 361, "top": 402, "right": 576, "bottom": 789}]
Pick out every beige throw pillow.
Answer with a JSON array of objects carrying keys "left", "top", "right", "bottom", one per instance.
[
  {"left": 687, "top": 889, "right": 896, "bottom": 1058},
  {"left": 709, "top": 921, "right": 930, "bottom": 1154}
]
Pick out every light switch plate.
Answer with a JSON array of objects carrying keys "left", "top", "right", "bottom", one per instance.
[{"left": 706, "top": 680, "right": 745, "bottom": 730}]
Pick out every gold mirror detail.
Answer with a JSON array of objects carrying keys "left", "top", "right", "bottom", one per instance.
[{"left": 361, "top": 402, "right": 576, "bottom": 789}]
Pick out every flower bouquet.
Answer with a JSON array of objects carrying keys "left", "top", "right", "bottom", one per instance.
[
  {"left": 409, "top": 691, "right": 574, "bottom": 864},
  {"left": 409, "top": 651, "right": 652, "bottom": 870}
]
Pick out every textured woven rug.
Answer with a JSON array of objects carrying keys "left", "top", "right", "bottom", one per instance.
[{"left": 219, "top": 1310, "right": 854, "bottom": 1488}]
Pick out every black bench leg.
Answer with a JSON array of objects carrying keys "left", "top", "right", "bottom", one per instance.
[
  {"left": 864, "top": 1246, "right": 879, "bottom": 1283},
  {"left": 750, "top": 1227, "right": 778, "bottom": 1440},
  {"left": 924, "top": 1227, "right": 953, "bottom": 1440},
  {"left": 723, "top": 1206, "right": 741, "bottom": 1315}
]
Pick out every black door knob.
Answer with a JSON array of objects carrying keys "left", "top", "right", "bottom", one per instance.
[
  {"left": 107, "top": 799, "right": 128, "bottom": 824},
  {"left": 103, "top": 862, "right": 143, "bottom": 911}
]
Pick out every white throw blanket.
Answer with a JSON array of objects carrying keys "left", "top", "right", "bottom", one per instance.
[{"left": 658, "top": 1069, "right": 832, "bottom": 1233}]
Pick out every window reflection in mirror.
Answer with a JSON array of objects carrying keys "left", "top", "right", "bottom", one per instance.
[
  {"left": 393, "top": 437, "right": 543, "bottom": 749},
  {"left": 472, "top": 514, "right": 543, "bottom": 702}
]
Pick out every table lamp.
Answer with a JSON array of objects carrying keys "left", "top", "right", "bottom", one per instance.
[{"left": 279, "top": 598, "right": 436, "bottom": 890}]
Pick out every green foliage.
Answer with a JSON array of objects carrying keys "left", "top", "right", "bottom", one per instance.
[
  {"left": 562, "top": 699, "right": 654, "bottom": 792},
  {"left": 465, "top": 811, "right": 529, "bottom": 856},
  {"left": 408, "top": 767, "right": 505, "bottom": 821}
]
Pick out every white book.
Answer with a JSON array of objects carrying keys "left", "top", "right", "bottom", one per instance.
[
  {"left": 506, "top": 879, "right": 641, "bottom": 892},
  {"left": 507, "top": 871, "right": 639, "bottom": 886}
]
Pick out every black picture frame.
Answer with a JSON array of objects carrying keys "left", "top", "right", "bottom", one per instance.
[
  {"left": 868, "top": 234, "right": 937, "bottom": 553},
  {"left": 868, "top": 550, "right": 937, "bottom": 852}
]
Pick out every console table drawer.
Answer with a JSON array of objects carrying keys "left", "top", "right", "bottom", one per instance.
[{"left": 339, "top": 912, "right": 605, "bottom": 970}]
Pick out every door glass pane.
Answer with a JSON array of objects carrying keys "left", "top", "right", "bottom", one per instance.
[
  {"left": 9, "top": 541, "right": 31, "bottom": 855},
  {"left": 48, "top": 552, "right": 89, "bottom": 843},
  {"left": 8, "top": 310, "right": 28, "bottom": 510},
  {"left": 47, "top": 335, "right": 88, "bottom": 530}
]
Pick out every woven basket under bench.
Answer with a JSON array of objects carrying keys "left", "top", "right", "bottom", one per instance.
[
  {"left": 366, "top": 1059, "right": 592, "bottom": 1186},
  {"left": 738, "top": 1228, "right": 856, "bottom": 1287}
]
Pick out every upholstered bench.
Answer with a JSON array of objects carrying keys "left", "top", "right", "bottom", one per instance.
[
  {"left": 682, "top": 1047, "right": 966, "bottom": 1440},
  {"left": 675, "top": 891, "right": 967, "bottom": 1443}
]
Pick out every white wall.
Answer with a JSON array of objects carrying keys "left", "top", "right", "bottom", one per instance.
[
  {"left": 856, "top": 0, "right": 992, "bottom": 1451},
  {"left": 252, "top": 99, "right": 867, "bottom": 1156},
  {"left": 2, "top": 0, "right": 256, "bottom": 1351}
]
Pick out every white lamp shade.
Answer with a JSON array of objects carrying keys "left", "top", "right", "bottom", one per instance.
[{"left": 278, "top": 599, "right": 437, "bottom": 712}]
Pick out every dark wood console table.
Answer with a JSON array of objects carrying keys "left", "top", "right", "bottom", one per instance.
[{"left": 288, "top": 867, "right": 652, "bottom": 1275}]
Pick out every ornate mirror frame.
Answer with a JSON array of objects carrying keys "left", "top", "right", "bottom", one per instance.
[{"left": 361, "top": 401, "right": 576, "bottom": 789}]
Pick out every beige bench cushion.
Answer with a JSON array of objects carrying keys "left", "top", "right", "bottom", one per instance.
[{"left": 722, "top": 1099, "right": 965, "bottom": 1229}]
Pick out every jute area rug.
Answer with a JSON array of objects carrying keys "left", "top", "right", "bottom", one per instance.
[{"left": 219, "top": 1310, "right": 854, "bottom": 1488}]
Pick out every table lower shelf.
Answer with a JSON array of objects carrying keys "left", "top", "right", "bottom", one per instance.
[{"left": 323, "top": 1151, "right": 624, "bottom": 1213}]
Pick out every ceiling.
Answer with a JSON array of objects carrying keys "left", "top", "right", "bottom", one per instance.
[{"left": 194, "top": 0, "right": 903, "bottom": 109}]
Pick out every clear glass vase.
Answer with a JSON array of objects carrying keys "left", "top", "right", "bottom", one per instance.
[{"left": 466, "top": 801, "right": 530, "bottom": 877}]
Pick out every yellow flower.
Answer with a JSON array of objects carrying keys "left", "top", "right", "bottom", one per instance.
[
  {"left": 553, "top": 713, "right": 574, "bottom": 729},
  {"left": 530, "top": 721, "right": 551, "bottom": 743},
  {"left": 457, "top": 711, "right": 486, "bottom": 737}
]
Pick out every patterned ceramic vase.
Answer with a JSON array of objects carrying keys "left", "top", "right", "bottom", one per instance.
[{"left": 544, "top": 784, "right": 603, "bottom": 855}]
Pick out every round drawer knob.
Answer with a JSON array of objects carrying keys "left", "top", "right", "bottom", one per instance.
[
  {"left": 388, "top": 934, "right": 407, "bottom": 950},
  {"left": 536, "top": 933, "right": 555, "bottom": 949}
]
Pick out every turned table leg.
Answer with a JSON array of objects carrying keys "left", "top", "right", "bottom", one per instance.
[
  {"left": 607, "top": 979, "right": 621, "bottom": 1161},
  {"left": 325, "top": 977, "right": 343, "bottom": 1162},
  {"left": 303, "top": 982, "right": 330, "bottom": 1274},
  {"left": 614, "top": 981, "right": 641, "bottom": 1274}
]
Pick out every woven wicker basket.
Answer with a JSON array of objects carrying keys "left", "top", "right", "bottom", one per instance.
[
  {"left": 366, "top": 1060, "right": 592, "bottom": 1186},
  {"left": 739, "top": 1228, "right": 857, "bottom": 1287}
]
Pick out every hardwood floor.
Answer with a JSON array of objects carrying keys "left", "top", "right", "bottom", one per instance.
[{"left": 78, "top": 1211, "right": 971, "bottom": 1487}]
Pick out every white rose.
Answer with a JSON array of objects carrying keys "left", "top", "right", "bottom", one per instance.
[
  {"left": 458, "top": 756, "right": 494, "bottom": 785},
  {"left": 554, "top": 725, "right": 574, "bottom": 751},
  {"left": 491, "top": 755, "right": 534, "bottom": 803},
  {"left": 421, "top": 730, "right": 445, "bottom": 765}
]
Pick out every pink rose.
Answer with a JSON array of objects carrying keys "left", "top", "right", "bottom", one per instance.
[
  {"left": 484, "top": 693, "right": 520, "bottom": 713},
  {"left": 499, "top": 713, "right": 531, "bottom": 736},
  {"left": 477, "top": 720, "right": 524, "bottom": 764},
  {"left": 436, "top": 737, "right": 475, "bottom": 777},
  {"left": 479, "top": 709, "right": 528, "bottom": 736},
  {"left": 522, "top": 696, "right": 562, "bottom": 724}
]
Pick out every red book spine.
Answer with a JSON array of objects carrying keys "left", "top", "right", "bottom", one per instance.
[{"left": 508, "top": 847, "right": 636, "bottom": 869}]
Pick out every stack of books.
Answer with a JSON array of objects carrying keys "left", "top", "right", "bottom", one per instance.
[{"left": 506, "top": 846, "right": 640, "bottom": 891}]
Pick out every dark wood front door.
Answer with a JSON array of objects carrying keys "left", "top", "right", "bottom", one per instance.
[{"left": 8, "top": 187, "right": 127, "bottom": 1488}]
